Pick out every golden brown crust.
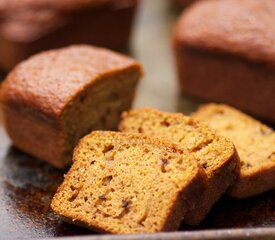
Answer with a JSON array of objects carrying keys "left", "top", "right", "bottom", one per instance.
[
  {"left": 0, "top": 45, "right": 142, "bottom": 126},
  {"left": 193, "top": 103, "right": 275, "bottom": 198},
  {"left": 51, "top": 131, "right": 207, "bottom": 233},
  {"left": 173, "top": 0, "right": 275, "bottom": 122},
  {"left": 173, "top": 46, "right": 275, "bottom": 122},
  {"left": 1, "top": 106, "right": 65, "bottom": 168},
  {"left": 0, "top": 45, "right": 142, "bottom": 168},
  {"left": 119, "top": 107, "right": 239, "bottom": 224},
  {"left": 174, "top": 0, "right": 275, "bottom": 66}
]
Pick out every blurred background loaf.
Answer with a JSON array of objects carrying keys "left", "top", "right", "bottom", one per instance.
[
  {"left": 173, "top": 0, "right": 275, "bottom": 123},
  {"left": 171, "top": 0, "right": 198, "bottom": 8},
  {"left": 0, "top": 0, "right": 139, "bottom": 70}
]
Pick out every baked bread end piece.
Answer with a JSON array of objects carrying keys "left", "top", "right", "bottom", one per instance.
[{"left": 193, "top": 103, "right": 275, "bottom": 198}]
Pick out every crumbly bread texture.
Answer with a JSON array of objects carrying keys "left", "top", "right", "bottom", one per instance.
[
  {"left": 51, "top": 131, "right": 207, "bottom": 234},
  {"left": 119, "top": 108, "right": 239, "bottom": 225},
  {"left": 193, "top": 103, "right": 275, "bottom": 198},
  {"left": 0, "top": 45, "right": 142, "bottom": 168},
  {"left": 173, "top": 0, "right": 275, "bottom": 122}
]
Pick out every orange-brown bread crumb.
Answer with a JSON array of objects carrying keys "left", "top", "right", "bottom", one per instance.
[
  {"left": 51, "top": 131, "right": 207, "bottom": 234},
  {"left": 119, "top": 108, "right": 239, "bottom": 224},
  {"left": 193, "top": 103, "right": 275, "bottom": 198}
]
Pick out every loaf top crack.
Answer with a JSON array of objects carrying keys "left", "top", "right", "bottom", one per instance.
[
  {"left": 0, "top": 45, "right": 142, "bottom": 123},
  {"left": 51, "top": 131, "right": 206, "bottom": 234}
]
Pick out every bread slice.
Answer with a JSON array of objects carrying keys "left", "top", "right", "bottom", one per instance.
[
  {"left": 51, "top": 131, "right": 207, "bottom": 234},
  {"left": 119, "top": 108, "right": 239, "bottom": 225},
  {"left": 193, "top": 103, "right": 275, "bottom": 198}
]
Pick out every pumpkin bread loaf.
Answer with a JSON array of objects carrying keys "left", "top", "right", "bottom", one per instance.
[
  {"left": 51, "top": 131, "right": 207, "bottom": 234},
  {"left": 0, "top": 45, "right": 142, "bottom": 168},
  {"left": 119, "top": 108, "right": 239, "bottom": 225},
  {"left": 0, "top": 0, "right": 138, "bottom": 70},
  {"left": 173, "top": 0, "right": 275, "bottom": 122},
  {"left": 193, "top": 103, "right": 275, "bottom": 198}
]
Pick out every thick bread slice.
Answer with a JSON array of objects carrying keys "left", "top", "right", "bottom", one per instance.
[
  {"left": 51, "top": 131, "right": 207, "bottom": 234},
  {"left": 193, "top": 103, "right": 275, "bottom": 198},
  {"left": 119, "top": 108, "right": 239, "bottom": 225}
]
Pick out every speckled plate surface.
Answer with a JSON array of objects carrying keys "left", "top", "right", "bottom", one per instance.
[{"left": 0, "top": 1, "right": 274, "bottom": 239}]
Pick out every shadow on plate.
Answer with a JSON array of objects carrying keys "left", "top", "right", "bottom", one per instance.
[
  {"left": 180, "top": 189, "right": 275, "bottom": 231},
  {"left": 0, "top": 147, "right": 93, "bottom": 238}
]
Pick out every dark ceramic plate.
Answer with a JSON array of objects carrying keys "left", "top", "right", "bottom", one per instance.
[{"left": 0, "top": 1, "right": 274, "bottom": 239}]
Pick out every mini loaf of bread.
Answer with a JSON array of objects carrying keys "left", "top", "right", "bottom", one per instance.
[
  {"left": 119, "top": 108, "right": 239, "bottom": 225},
  {"left": 0, "top": 0, "right": 138, "bottom": 70},
  {"left": 0, "top": 45, "right": 142, "bottom": 168},
  {"left": 173, "top": 0, "right": 275, "bottom": 122},
  {"left": 51, "top": 131, "right": 207, "bottom": 234},
  {"left": 193, "top": 103, "right": 275, "bottom": 198}
]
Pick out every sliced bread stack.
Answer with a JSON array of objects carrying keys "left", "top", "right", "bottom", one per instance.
[
  {"left": 53, "top": 105, "right": 272, "bottom": 233},
  {"left": 51, "top": 131, "right": 207, "bottom": 233},
  {"left": 119, "top": 108, "right": 239, "bottom": 225}
]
